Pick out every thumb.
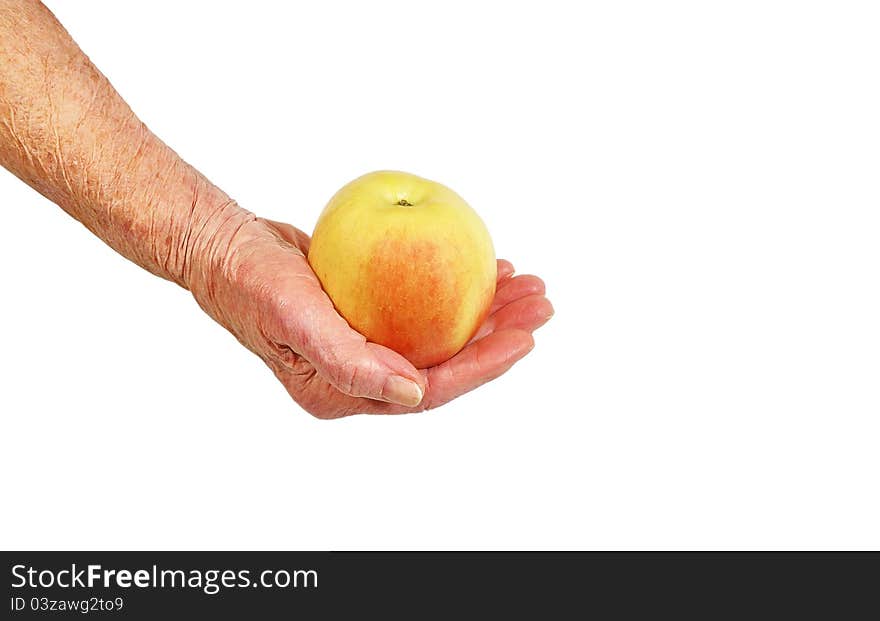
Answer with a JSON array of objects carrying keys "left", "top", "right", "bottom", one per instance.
[
  {"left": 262, "top": 225, "right": 425, "bottom": 407},
  {"left": 291, "top": 299, "right": 425, "bottom": 407},
  {"left": 313, "top": 337, "right": 425, "bottom": 407}
]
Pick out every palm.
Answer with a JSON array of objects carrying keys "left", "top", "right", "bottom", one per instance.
[{"left": 251, "top": 219, "right": 552, "bottom": 418}]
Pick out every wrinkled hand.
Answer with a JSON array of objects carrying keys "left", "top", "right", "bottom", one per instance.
[{"left": 191, "top": 216, "right": 553, "bottom": 418}]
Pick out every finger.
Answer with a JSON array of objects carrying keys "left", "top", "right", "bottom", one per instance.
[
  {"left": 301, "top": 321, "right": 425, "bottom": 407},
  {"left": 472, "top": 294, "right": 554, "bottom": 341},
  {"left": 278, "top": 287, "right": 426, "bottom": 407},
  {"left": 497, "top": 259, "right": 515, "bottom": 282},
  {"left": 256, "top": 242, "right": 426, "bottom": 408},
  {"left": 425, "top": 328, "right": 535, "bottom": 407},
  {"left": 262, "top": 218, "right": 312, "bottom": 254},
  {"left": 490, "top": 274, "right": 546, "bottom": 314},
  {"left": 359, "top": 329, "right": 535, "bottom": 415}
]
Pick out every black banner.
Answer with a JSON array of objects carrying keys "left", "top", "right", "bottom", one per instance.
[{"left": 2, "top": 552, "right": 876, "bottom": 618}]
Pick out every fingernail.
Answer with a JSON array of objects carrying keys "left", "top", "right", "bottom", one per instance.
[{"left": 383, "top": 375, "right": 423, "bottom": 407}]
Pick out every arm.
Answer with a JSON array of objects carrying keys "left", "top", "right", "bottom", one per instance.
[
  {"left": 0, "top": 0, "right": 247, "bottom": 287},
  {"left": 0, "top": 0, "right": 551, "bottom": 418}
]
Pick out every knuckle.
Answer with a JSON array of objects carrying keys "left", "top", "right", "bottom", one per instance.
[{"left": 331, "top": 361, "right": 357, "bottom": 396}]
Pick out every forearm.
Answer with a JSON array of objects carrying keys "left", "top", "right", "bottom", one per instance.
[{"left": 0, "top": 0, "right": 251, "bottom": 287}]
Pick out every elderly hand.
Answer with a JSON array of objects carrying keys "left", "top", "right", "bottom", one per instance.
[{"left": 189, "top": 215, "right": 553, "bottom": 418}]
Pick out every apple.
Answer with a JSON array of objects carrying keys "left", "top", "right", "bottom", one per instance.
[{"left": 308, "top": 171, "right": 497, "bottom": 368}]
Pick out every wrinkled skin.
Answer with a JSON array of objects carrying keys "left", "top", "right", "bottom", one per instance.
[
  {"left": 0, "top": 1, "right": 553, "bottom": 418},
  {"left": 192, "top": 215, "right": 553, "bottom": 418}
]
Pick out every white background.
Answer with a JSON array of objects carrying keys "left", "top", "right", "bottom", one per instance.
[{"left": 1, "top": 1, "right": 878, "bottom": 550}]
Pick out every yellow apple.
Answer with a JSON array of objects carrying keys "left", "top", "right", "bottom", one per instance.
[{"left": 308, "top": 171, "right": 497, "bottom": 368}]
